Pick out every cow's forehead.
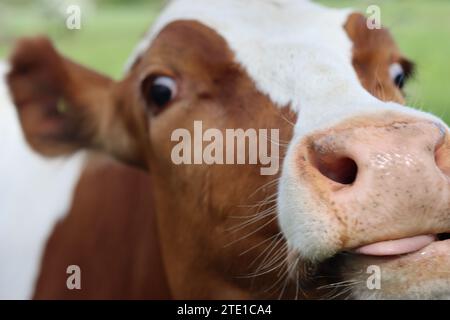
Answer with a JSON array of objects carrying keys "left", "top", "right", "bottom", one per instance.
[
  {"left": 128, "top": 0, "right": 356, "bottom": 108},
  {"left": 128, "top": 0, "right": 381, "bottom": 131}
]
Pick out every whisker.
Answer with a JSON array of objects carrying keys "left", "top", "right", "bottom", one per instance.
[
  {"left": 264, "top": 265, "right": 289, "bottom": 294},
  {"left": 223, "top": 215, "right": 277, "bottom": 248},
  {"left": 246, "top": 233, "right": 283, "bottom": 269},
  {"left": 246, "top": 178, "right": 280, "bottom": 200},
  {"left": 238, "top": 257, "right": 286, "bottom": 279},
  {"left": 250, "top": 235, "right": 286, "bottom": 270},
  {"left": 239, "top": 232, "right": 281, "bottom": 256},
  {"left": 251, "top": 244, "right": 286, "bottom": 276},
  {"left": 279, "top": 112, "right": 296, "bottom": 128},
  {"left": 226, "top": 207, "right": 276, "bottom": 233},
  {"left": 277, "top": 256, "right": 299, "bottom": 300}
]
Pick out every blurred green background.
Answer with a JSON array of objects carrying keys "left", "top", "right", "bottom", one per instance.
[{"left": 0, "top": 0, "right": 449, "bottom": 123}]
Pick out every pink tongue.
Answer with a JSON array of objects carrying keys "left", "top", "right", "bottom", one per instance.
[{"left": 355, "top": 235, "right": 436, "bottom": 256}]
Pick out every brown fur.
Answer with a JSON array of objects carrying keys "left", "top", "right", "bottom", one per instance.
[
  {"left": 345, "top": 13, "right": 414, "bottom": 104},
  {"left": 34, "top": 154, "right": 170, "bottom": 299}
]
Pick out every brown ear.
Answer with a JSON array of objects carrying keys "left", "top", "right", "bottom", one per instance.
[{"left": 7, "top": 37, "right": 149, "bottom": 168}]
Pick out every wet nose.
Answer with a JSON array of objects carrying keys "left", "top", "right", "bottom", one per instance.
[
  {"left": 310, "top": 121, "right": 447, "bottom": 188},
  {"left": 301, "top": 120, "right": 450, "bottom": 250}
]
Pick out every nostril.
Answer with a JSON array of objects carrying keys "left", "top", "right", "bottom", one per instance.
[
  {"left": 437, "top": 233, "right": 450, "bottom": 241},
  {"left": 313, "top": 155, "right": 358, "bottom": 185}
]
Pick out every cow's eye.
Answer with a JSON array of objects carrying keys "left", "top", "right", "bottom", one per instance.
[
  {"left": 142, "top": 76, "right": 177, "bottom": 111},
  {"left": 389, "top": 63, "right": 406, "bottom": 89}
]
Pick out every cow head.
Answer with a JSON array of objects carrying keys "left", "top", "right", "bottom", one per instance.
[{"left": 7, "top": 0, "right": 450, "bottom": 299}]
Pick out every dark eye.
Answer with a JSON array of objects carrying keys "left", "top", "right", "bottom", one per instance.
[
  {"left": 389, "top": 63, "right": 406, "bottom": 89},
  {"left": 142, "top": 76, "right": 177, "bottom": 111}
]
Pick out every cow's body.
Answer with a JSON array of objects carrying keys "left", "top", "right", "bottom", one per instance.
[
  {"left": 33, "top": 154, "right": 170, "bottom": 299},
  {"left": 0, "top": 62, "right": 169, "bottom": 299},
  {"left": 0, "top": 62, "right": 84, "bottom": 298}
]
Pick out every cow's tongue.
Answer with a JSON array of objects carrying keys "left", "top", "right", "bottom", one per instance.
[{"left": 354, "top": 235, "right": 436, "bottom": 256}]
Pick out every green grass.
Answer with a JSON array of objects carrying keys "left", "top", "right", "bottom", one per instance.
[
  {"left": 0, "top": 1, "right": 164, "bottom": 78},
  {"left": 1, "top": 0, "right": 449, "bottom": 122}
]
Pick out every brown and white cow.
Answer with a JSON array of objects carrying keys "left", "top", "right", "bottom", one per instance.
[
  {"left": 0, "top": 61, "right": 169, "bottom": 299},
  {"left": 7, "top": 0, "right": 450, "bottom": 299}
]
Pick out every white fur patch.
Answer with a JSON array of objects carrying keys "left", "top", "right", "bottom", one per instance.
[
  {"left": 0, "top": 61, "right": 86, "bottom": 299},
  {"left": 127, "top": 0, "right": 443, "bottom": 135}
]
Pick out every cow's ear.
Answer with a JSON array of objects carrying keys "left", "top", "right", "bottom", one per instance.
[
  {"left": 7, "top": 36, "right": 112, "bottom": 157},
  {"left": 7, "top": 37, "right": 149, "bottom": 168}
]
